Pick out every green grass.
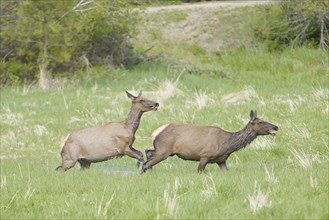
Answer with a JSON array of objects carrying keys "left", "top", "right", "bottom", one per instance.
[{"left": 1, "top": 47, "right": 328, "bottom": 219}]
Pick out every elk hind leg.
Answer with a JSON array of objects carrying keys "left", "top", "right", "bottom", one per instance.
[
  {"left": 56, "top": 158, "right": 77, "bottom": 171},
  {"left": 217, "top": 161, "right": 228, "bottom": 172},
  {"left": 55, "top": 145, "right": 79, "bottom": 171},
  {"left": 145, "top": 149, "right": 155, "bottom": 160},
  {"left": 78, "top": 159, "right": 91, "bottom": 170},
  {"left": 141, "top": 151, "right": 171, "bottom": 173},
  {"left": 145, "top": 149, "right": 155, "bottom": 170}
]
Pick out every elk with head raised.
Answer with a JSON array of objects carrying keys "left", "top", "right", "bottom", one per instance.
[
  {"left": 56, "top": 91, "right": 159, "bottom": 171},
  {"left": 142, "top": 110, "right": 278, "bottom": 173}
]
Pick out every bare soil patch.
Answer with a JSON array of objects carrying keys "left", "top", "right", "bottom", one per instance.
[{"left": 146, "top": 0, "right": 274, "bottom": 13}]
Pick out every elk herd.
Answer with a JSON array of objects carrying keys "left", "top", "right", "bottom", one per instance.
[{"left": 56, "top": 91, "right": 278, "bottom": 173}]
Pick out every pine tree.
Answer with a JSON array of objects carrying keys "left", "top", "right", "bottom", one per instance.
[{"left": 0, "top": 0, "right": 139, "bottom": 87}]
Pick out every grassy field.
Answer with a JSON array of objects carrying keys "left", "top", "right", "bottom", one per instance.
[
  {"left": 1, "top": 3, "right": 329, "bottom": 219},
  {"left": 1, "top": 47, "right": 328, "bottom": 219}
]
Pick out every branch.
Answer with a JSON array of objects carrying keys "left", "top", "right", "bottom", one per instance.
[
  {"left": 319, "top": 18, "right": 329, "bottom": 50},
  {"left": 74, "top": 6, "right": 98, "bottom": 13},
  {"left": 1, "top": 49, "right": 14, "bottom": 63},
  {"left": 59, "top": 0, "right": 95, "bottom": 20}
]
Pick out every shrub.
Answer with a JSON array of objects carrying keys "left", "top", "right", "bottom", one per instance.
[
  {"left": 0, "top": 60, "right": 36, "bottom": 86},
  {"left": 256, "top": 0, "right": 329, "bottom": 51},
  {"left": 0, "top": 0, "right": 140, "bottom": 86}
]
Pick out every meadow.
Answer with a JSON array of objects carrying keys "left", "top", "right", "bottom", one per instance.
[{"left": 1, "top": 3, "right": 329, "bottom": 220}]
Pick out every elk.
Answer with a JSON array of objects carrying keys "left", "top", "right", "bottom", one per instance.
[
  {"left": 56, "top": 91, "right": 159, "bottom": 171},
  {"left": 142, "top": 110, "right": 278, "bottom": 173}
]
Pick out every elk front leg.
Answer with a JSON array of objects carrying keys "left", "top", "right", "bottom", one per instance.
[
  {"left": 198, "top": 158, "right": 208, "bottom": 173},
  {"left": 125, "top": 146, "right": 144, "bottom": 168}
]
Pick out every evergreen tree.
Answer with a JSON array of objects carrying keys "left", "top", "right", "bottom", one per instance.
[{"left": 1, "top": 0, "right": 139, "bottom": 87}]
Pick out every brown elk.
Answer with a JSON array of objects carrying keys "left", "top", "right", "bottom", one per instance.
[
  {"left": 56, "top": 91, "right": 159, "bottom": 171},
  {"left": 142, "top": 110, "right": 278, "bottom": 173}
]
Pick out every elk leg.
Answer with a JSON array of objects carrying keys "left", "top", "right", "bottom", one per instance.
[
  {"left": 130, "top": 146, "right": 144, "bottom": 159},
  {"left": 56, "top": 159, "right": 77, "bottom": 171},
  {"left": 55, "top": 165, "right": 63, "bottom": 171},
  {"left": 131, "top": 147, "right": 144, "bottom": 168},
  {"left": 141, "top": 152, "right": 170, "bottom": 173},
  {"left": 145, "top": 149, "right": 155, "bottom": 160},
  {"left": 198, "top": 158, "right": 208, "bottom": 173},
  {"left": 217, "top": 161, "right": 228, "bottom": 171},
  {"left": 125, "top": 147, "right": 144, "bottom": 168},
  {"left": 144, "top": 149, "right": 155, "bottom": 170},
  {"left": 78, "top": 159, "right": 91, "bottom": 170},
  {"left": 56, "top": 143, "right": 80, "bottom": 171},
  {"left": 141, "top": 158, "right": 158, "bottom": 172}
]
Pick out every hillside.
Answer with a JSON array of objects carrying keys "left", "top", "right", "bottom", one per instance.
[{"left": 134, "top": 0, "right": 274, "bottom": 66}]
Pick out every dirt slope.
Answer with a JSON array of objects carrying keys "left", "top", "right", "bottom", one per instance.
[
  {"left": 146, "top": 0, "right": 274, "bottom": 13},
  {"left": 135, "top": 0, "right": 275, "bottom": 65}
]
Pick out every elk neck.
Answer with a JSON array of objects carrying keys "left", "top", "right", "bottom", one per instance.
[
  {"left": 123, "top": 105, "right": 143, "bottom": 135},
  {"left": 227, "top": 122, "right": 257, "bottom": 154}
]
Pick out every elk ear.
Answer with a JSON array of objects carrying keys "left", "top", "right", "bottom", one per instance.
[
  {"left": 250, "top": 110, "right": 257, "bottom": 122},
  {"left": 137, "top": 91, "right": 142, "bottom": 97},
  {"left": 126, "top": 91, "right": 136, "bottom": 100}
]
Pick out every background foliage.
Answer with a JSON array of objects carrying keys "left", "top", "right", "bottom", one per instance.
[
  {"left": 0, "top": 0, "right": 139, "bottom": 86},
  {"left": 1, "top": 0, "right": 328, "bottom": 86},
  {"left": 255, "top": 0, "right": 329, "bottom": 51}
]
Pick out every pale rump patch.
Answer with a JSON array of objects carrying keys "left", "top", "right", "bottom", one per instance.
[
  {"left": 60, "top": 134, "right": 70, "bottom": 152},
  {"left": 152, "top": 124, "right": 170, "bottom": 143}
]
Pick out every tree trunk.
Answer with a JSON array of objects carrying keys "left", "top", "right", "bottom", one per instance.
[
  {"left": 39, "top": 62, "right": 50, "bottom": 90},
  {"left": 39, "top": 20, "right": 51, "bottom": 90}
]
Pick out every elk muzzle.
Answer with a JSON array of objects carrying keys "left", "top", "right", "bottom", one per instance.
[{"left": 268, "top": 125, "right": 279, "bottom": 136}]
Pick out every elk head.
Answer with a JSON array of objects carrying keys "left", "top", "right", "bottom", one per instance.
[
  {"left": 249, "top": 110, "right": 278, "bottom": 136},
  {"left": 126, "top": 91, "right": 159, "bottom": 112}
]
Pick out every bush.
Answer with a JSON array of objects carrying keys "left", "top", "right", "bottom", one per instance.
[
  {"left": 83, "top": 3, "right": 140, "bottom": 67},
  {"left": 0, "top": 60, "right": 37, "bottom": 86},
  {"left": 0, "top": 0, "right": 140, "bottom": 86},
  {"left": 255, "top": 0, "right": 329, "bottom": 51}
]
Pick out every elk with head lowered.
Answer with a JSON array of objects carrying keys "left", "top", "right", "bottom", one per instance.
[
  {"left": 56, "top": 91, "right": 159, "bottom": 172},
  {"left": 142, "top": 110, "right": 278, "bottom": 173}
]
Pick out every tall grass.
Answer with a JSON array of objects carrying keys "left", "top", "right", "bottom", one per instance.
[{"left": 1, "top": 46, "right": 328, "bottom": 219}]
